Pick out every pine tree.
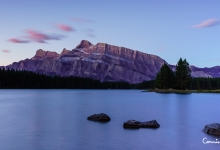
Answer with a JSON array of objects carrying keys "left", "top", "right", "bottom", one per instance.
[
  {"left": 196, "top": 79, "right": 200, "bottom": 90},
  {"left": 155, "top": 63, "right": 175, "bottom": 89},
  {"left": 207, "top": 79, "right": 212, "bottom": 90},
  {"left": 175, "top": 58, "right": 191, "bottom": 90}
]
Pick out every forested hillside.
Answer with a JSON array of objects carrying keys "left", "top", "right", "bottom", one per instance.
[
  {"left": 1, "top": 68, "right": 219, "bottom": 90},
  {"left": 0, "top": 68, "right": 153, "bottom": 89}
]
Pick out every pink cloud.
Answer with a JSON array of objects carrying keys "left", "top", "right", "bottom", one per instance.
[
  {"left": 56, "top": 24, "right": 74, "bottom": 32},
  {"left": 72, "top": 18, "right": 94, "bottom": 23},
  {"left": 8, "top": 38, "right": 29, "bottom": 43},
  {"left": 26, "top": 30, "right": 64, "bottom": 43},
  {"left": 2, "top": 49, "right": 10, "bottom": 53},
  {"left": 191, "top": 18, "right": 220, "bottom": 28}
]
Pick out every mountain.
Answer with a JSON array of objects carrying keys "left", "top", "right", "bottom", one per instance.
[
  {"left": 5, "top": 40, "right": 167, "bottom": 83},
  {"left": 169, "top": 65, "right": 213, "bottom": 78},
  {"left": 169, "top": 65, "right": 220, "bottom": 78},
  {"left": 4, "top": 40, "right": 220, "bottom": 83},
  {"left": 190, "top": 65, "right": 220, "bottom": 78}
]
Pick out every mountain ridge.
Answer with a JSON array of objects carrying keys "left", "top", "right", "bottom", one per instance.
[{"left": 3, "top": 40, "right": 220, "bottom": 83}]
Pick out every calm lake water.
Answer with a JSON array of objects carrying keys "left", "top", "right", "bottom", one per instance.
[{"left": 0, "top": 90, "right": 219, "bottom": 150}]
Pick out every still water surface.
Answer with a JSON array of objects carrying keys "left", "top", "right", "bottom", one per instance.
[{"left": 0, "top": 90, "right": 219, "bottom": 150}]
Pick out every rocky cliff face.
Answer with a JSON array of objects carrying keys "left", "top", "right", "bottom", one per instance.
[
  {"left": 6, "top": 40, "right": 167, "bottom": 83},
  {"left": 5, "top": 40, "right": 220, "bottom": 83},
  {"left": 31, "top": 48, "right": 70, "bottom": 60}
]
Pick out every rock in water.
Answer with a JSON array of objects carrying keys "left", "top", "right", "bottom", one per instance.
[
  {"left": 203, "top": 123, "right": 220, "bottom": 135},
  {"left": 87, "top": 113, "right": 111, "bottom": 122},
  {"left": 123, "top": 120, "right": 160, "bottom": 128}
]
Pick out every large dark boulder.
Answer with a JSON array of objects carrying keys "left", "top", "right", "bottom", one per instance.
[
  {"left": 203, "top": 123, "right": 220, "bottom": 135},
  {"left": 87, "top": 113, "right": 111, "bottom": 122},
  {"left": 123, "top": 120, "right": 160, "bottom": 128}
]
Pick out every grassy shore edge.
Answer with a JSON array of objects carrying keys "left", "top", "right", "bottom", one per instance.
[{"left": 143, "top": 89, "right": 220, "bottom": 93}]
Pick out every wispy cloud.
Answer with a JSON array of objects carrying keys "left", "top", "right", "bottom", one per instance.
[
  {"left": 2, "top": 49, "right": 10, "bottom": 53},
  {"left": 8, "top": 30, "right": 65, "bottom": 44},
  {"left": 56, "top": 24, "right": 74, "bottom": 32},
  {"left": 82, "top": 29, "right": 95, "bottom": 38},
  {"left": 72, "top": 17, "right": 94, "bottom": 23},
  {"left": 191, "top": 18, "right": 220, "bottom": 28},
  {"left": 8, "top": 38, "right": 29, "bottom": 43},
  {"left": 26, "top": 30, "right": 64, "bottom": 43}
]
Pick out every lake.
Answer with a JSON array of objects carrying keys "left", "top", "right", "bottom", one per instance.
[{"left": 0, "top": 90, "right": 219, "bottom": 150}]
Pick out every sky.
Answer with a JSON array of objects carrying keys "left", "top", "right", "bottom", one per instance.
[{"left": 1, "top": 0, "right": 220, "bottom": 67}]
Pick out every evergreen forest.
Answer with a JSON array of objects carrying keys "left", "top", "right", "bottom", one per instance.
[
  {"left": 1, "top": 60, "right": 220, "bottom": 90},
  {"left": 0, "top": 68, "right": 153, "bottom": 89}
]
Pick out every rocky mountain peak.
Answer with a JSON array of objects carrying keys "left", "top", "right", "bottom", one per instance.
[
  {"left": 32, "top": 49, "right": 60, "bottom": 60},
  {"left": 35, "top": 49, "right": 46, "bottom": 56},
  {"left": 31, "top": 49, "right": 46, "bottom": 59},
  {"left": 76, "top": 40, "right": 93, "bottom": 49},
  {"left": 61, "top": 48, "right": 70, "bottom": 56}
]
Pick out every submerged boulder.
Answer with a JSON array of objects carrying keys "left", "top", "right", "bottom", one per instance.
[
  {"left": 203, "top": 123, "right": 220, "bottom": 135},
  {"left": 123, "top": 120, "right": 160, "bottom": 128},
  {"left": 87, "top": 113, "right": 111, "bottom": 122}
]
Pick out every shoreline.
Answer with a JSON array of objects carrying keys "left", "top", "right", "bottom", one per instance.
[{"left": 143, "top": 89, "right": 220, "bottom": 93}]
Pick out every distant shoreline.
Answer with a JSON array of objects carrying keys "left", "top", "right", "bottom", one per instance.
[{"left": 143, "top": 89, "right": 220, "bottom": 93}]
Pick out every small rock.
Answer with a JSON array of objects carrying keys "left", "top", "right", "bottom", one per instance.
[
  {"left": 123, "top": 120, "right": 160, "bottom": 128},
  {"left": 87, "top": 113, "right": 111, "bottom": 122},
  {"left": 203, "top": 123, "right": 220, "bottom": 135}
]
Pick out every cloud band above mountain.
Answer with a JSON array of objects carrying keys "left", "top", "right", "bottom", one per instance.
[
  {"left": 56, "top": 24, "right": 74, "bottom": 32},
  {"left": 2, "top": 50, "right": 10, "bottom": 53},
  {"left": 9, "top": 38, "right": 29, "bottom": 43},
  {"left": 191, "top": 18, "right": 220, "bottom": 28},
  {"left": 26, "top": 30, "right": 65, "bottom": 43}
]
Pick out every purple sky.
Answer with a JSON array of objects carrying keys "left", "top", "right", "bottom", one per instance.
[{"left": 1, "top": 0, "right": 220, "bottom": 67}]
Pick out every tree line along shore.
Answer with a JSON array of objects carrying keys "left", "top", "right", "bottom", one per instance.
[
  {"left": 152, "top": 58, "right": 220, "bottom": 93},
  {"left": 1, "top": 58, "right": 220, "bottom": 91},
  {"left": 0, "top": 68, "right": 150, "bottom": 89}
]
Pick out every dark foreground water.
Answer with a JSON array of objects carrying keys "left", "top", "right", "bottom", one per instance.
[{"left": 0, "top": 90, "right": 219, "bottom": 150}]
